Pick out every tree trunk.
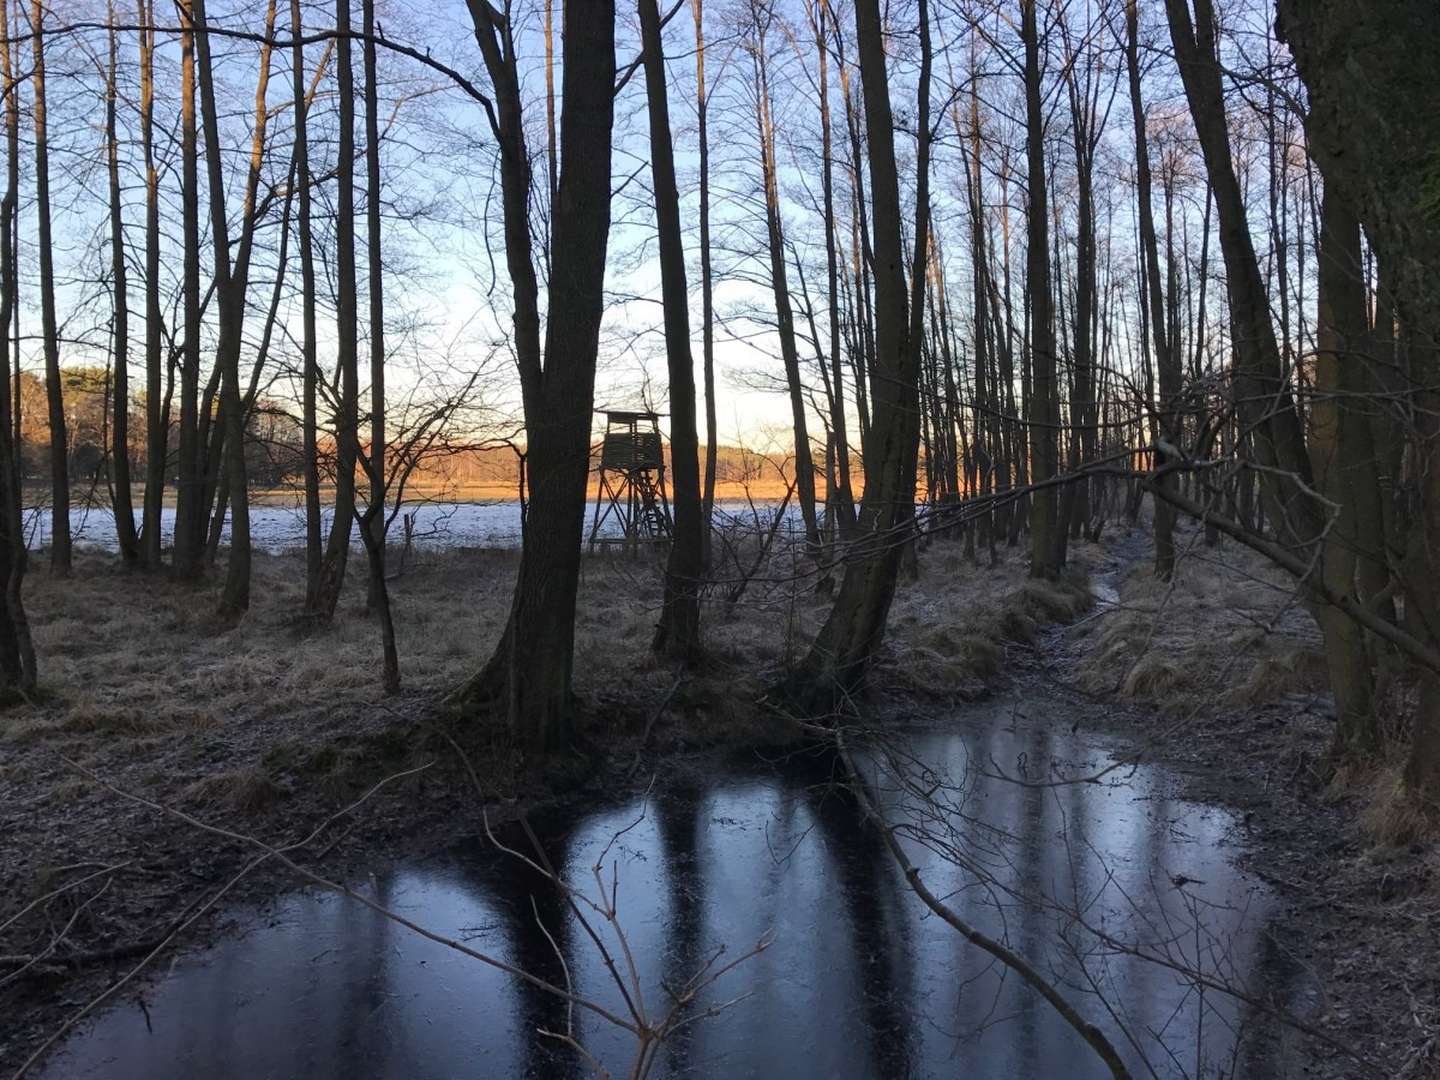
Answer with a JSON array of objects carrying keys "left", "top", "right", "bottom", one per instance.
[
  {"left": 641, "top": 0, "right": 704, "bottom": 663},
  {"left": 750, "top": 13, "right": 821, "bottom": 553},
  {"left": 1274, "top": 0, "right": 1440, "bottom": 789},
  {"left": 1023, "top": 0, "right": 1059, "bottom": 580},
  {"left": 781, "top": 0, "right": 927, "bottom": 711},
  {"left": 1311, "top": 187, "right": 1377, "bottom": 751},
  {"left": 814, "top": 0, "right": 856, "bottom": 540},
  {"left": 173, "top": 2, "right": 202, "bottom": 579},
  {"left": 314, "top": 0, "right": 360, "bottom": 619},
  {"left": 138, "top": 0, "right": 165, "bottom": 569},
  {"left": 105, "top": 4, "right": 139, "bottom": 566},
  {"left": 693, "top": 0, "right": 718, "bottom": 565},
  {"left": 291, "top": 0, "right": 322, "bottom": 609},
  {"left": 360, "top": 0, "right": 397, "bottom": 688},
  {"left": 456, "top": 0, "right": 616, "bottom": 755},
  {"left": 29, "top": 0, "right": 70, "bottom": 576},
  {"left": 0, "top": 0, "right": 34, "bottom": 691},
  {"left": 1126, "top": 0, "right": 1179, "bottom": 579},
  {"left": 192, "top": 0, "right": 278, "bottom": 616}
]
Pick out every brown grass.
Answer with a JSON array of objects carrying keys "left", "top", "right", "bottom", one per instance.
[
  {"left": 880, "top": 542, "right": 1091, "bottom": 696},
  {"left": 1070, "top": 540, "right": 1327, "bottom": 713}
]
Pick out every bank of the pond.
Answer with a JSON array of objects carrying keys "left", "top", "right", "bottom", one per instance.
[{"left": 1051, "top": 524, "right": 1439, "bottom": 1079}]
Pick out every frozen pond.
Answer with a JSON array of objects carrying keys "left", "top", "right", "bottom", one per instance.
[
  {"left": 28, "top": 499, "right": 814, "bottom": 556},
  {"left": 39, "top": 691, "right": 1305, "bottom": 1079}
]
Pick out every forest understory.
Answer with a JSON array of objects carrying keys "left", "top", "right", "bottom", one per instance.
[{"left": 1, "top": 518, "right": 1436, "bottom": 1077}]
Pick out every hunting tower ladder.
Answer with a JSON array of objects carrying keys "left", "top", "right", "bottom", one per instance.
[{"left": 587, "top": 410, "right": 673, "bottom": 552}]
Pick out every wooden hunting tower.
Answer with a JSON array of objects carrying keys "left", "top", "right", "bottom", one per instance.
[{"left": 587, "top": 410, "right": 673, "bottom": 551}]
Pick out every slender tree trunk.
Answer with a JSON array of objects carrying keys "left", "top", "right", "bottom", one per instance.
[
  {"left": 192, "top": 0, "right": 277, "bottom": 616},
  {"left": 315, "top": 0, "right": 360, "bottom": 619},
  {"left": 815, "top": 0, "right": 855, "bottom": 539},
  {"left": 173, "top": 2, "right": 202, "bottom": 579},
  {"left": 138, "top": 0, "right": 165, "bottom": 569},
  {"left": 105, "top": 3, "right": 139, "bottom": 566},
  {"left": 360, "top": 0, "right": 397, "bottom": 688},
  {"left": 292, "top": 0, "right": 322, "bottom": 609},
  {"left": 1023, "top": 0, "right": 1059, "bottom": 579},
  {"left": 693, "top": 0, "right": 718, "bottom": 564},
  {"left": 750, "top": 14, "right": 820, "bottom": 553},
  {"left": 783, "top": 0, "right": 927, "bottom": 710},
  {"left": 0, "top": 0, "right": 34, "bottom": 691},
  {"left": 1127, "top": 0, "right": 1179, "bottom": 579},
  {"left": 641, "top": 0, "right": 704, "bottom": 662},
  {"left": 29, "top": 0, "right": 70, "bottom": 575}
]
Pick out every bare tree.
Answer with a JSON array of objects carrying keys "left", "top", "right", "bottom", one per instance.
[
  {"left": 29, "top": 0, "right": 70, "bottom": 575},
  {"left": 454, "top": 0, "right": 617, "bottom": 754}
]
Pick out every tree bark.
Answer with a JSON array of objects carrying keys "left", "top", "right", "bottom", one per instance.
[
  {"left": 314, "top": 0, "right": 360, "bottom": 619},
  {"left": 291, "top": 0, "right": 323, "bottom": 609},
  {"left": 781, "top": 0, "right": 927, "bottom": 711},
  {"left": 173, "top": 2, "right": 202, "bottom": 579},
  {"left": 105, "top": 3, "right": 139, "bottom": 566},
  {"left": 456, "top": 0, "right": 616, "bottom": 755},
  {"left": 1311, "top": 188, "right": 1376, "bottom": 751},
  {"left": 192, "top": 0, "right": 278, "bottom": 616},
  {"left": 640, "top": 0, "right": 704, "bottom": 663},
  {"left": 692, "top": 0, "right": 718, "bottom": 564},
  {"left": 1274, "top": 0, "right": 1440, "bottom": 789},
  {"left": 750, "top": 9, "right": 821, "bottom": 553},
  {"left": 814, "top": 0, "right": 856, "bottom": 540},
  {"left": 1023, "top": 0, "right": 1059, "bottom": 580},
  {"left": 29, "top": 0, "right": 70, "bottom": 576},
  {"left": 1126, "top": 0, "right": 1179, "bottom": 579},
  {"left": 0, "top": 0, "right": 34, "bottom": 691},
  {"left": 137, "top": 0, "right": 165, "bottom": 569},
  {"left": 361, "top": 0, "right": 397, "bottom": 689}
]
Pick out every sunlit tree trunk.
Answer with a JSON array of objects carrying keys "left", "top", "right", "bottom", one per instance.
[
  {"left": 29, "top": 0, "right": 69, "bottom": 575},
  {"left": 315, "top": 0, "right": 360, "bottom": 619},
  {"left": 456, "top": 0, "right": 616, "bottom": 754},
  {"left": 783, "top": 0, "right": 928, "bottom": 710},
  {"left": 173, "top": 2, "right": 202, "bottom": 579},
  {"left": 358, "top": 0, "right": 398, "bottom": 689},
  {"left": 291, "top": 0, "right": 322, "bottom": 608},
  {"left": 749, "top": 8, "right": 821, "bottom": 553},
  {"left": 814, "top": 0, "right": 855, "bottom": 539},
  {"left": 693, "top": 0, "right": 718, "bottom": 562},
  {"left": 0, "top": 0, "right": 34, "bottom": 691},
  {"left": 192, "top": 0, "right": 278, "bottom": 615},
  {"left": 641, "top": 0, "right": 704, "bottom": 662},
  {"left": 137, "top": 0, "right": 165, "bottom": 569},
  {"left": 104, "top": 2, "right": 139, "bottom": 566}
]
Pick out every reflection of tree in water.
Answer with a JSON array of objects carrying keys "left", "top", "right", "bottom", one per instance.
[
  {"left": 793, "top": 750, "right": 916, "bottom": 1078},
  {"left": 652, "top": 779, "right": 704, "bottom": 1076},
  {"left": 466, "top": 819, "right": 585, "bottom": 1080}
]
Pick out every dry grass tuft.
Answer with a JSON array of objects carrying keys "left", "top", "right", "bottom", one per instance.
[
  {"left": 1072, "top": 535, "right": 1323, "bottom": 712},
  {"left": 1354, "top": 762, "right": 1438, "bottom": 846},
  {"left": 1222, "top": 647, "right": 1328, "bottom": 706},
  {"left": 181, "top": 766, "right": 286, "bottom": 814},
  {"left": 879, "top": 550, "right": 1091, "bottom": 696},
  {"left": 1121, "top": 653, "right": 1191, "bottom": 698}
]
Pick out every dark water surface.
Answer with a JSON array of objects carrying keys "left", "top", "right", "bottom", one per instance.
[{"left": 41, "top": 695, "right": 1294, "bottom": 1079}]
